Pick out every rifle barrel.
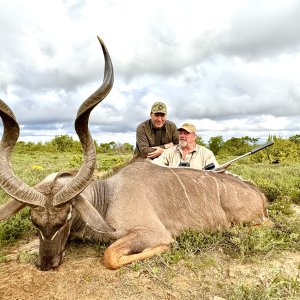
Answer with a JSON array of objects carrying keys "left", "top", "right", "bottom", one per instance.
[
  {"left": 214, "top": 140, "right": 274, "bottom": 171},
  {"left": 249, "top": 140, "right": 274, "bottom": 154}
]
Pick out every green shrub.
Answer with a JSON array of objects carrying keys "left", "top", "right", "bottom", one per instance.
[
  {"left": 0, "top": 209, "right": 35, "bottom": 245},
  {"left": 268, "top": 197, "right": 295, "bottom": 216},
  {"left": 208, "top": 135, "right": 224, "bottom": 154},
  {"left": 96, "top": 154, "right": 131, "bottom": 171},
  {"left": 174, "top": 229, "right": 225, "bottom": 254},
  {"left": 227, "top": 162, "right": 300, "bottom": 205},
  {"left": 251, "top": 138, "right": 300, "bottom": 163},
  {"left": 218, "top": 136, "right": 258, "bottom": 157},
  {"left": 68, "top": 154, "right": 83, "bottom": 168}
]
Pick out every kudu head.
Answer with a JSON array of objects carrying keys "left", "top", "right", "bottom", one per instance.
[{"left": 0, "top": 37, "right": 115, "bottom": 270}]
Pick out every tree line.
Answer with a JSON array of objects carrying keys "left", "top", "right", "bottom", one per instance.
[
  {"left": 16, "top": 135, "right": 134, "bottom": 155},
  {"left": 15, "top": 134, "right": 300, "bottom": 163}
]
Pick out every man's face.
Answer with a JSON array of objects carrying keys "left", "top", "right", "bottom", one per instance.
[
  {"left": 150, "top": 112, "right": 166, "bottom": 129},
  {"left": 178, "top": 130, "right": 196, "bottom": 148}
]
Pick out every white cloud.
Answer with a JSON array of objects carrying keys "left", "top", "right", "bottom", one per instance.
[{"left": 0, "top": 0, "right": 299, "bottom": 146}]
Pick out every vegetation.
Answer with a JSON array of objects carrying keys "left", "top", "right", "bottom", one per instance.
[
  {"left": 15, "top": 135, "right": 134, "bottom": 154},
  {"left": 1, "top": 134, "right": 300, "bottom": 298}
]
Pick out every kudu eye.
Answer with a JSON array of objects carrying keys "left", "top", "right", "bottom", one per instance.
[{"left": 32, "top": 206, "right": 46, "bottom": 212}]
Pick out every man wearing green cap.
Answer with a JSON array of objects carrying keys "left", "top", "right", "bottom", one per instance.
[
  {"left": 152, "top": 122, "right": 219, "bottom": 169},
  {"left": 134, "top": 101, "right": 179, "bottom": 159}
]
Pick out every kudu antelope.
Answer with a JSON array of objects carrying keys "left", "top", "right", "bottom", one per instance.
[{"left": 0, "top": 37, "right": 269, "bottom": 271}]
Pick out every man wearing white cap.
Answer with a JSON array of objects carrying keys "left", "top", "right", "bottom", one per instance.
[{"left": 152, "top": 122, "right": 219, "bottom": 170}]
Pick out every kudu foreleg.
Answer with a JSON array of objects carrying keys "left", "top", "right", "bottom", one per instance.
[{"left": 103, "top": 228, "right": 171, "bottom": 270}]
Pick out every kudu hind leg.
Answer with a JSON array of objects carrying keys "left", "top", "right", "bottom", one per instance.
[{"left": 103, "top": 228, "right": 171, "bottom": 270}]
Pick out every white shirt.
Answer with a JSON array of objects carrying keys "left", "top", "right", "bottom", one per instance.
[{"left": 152, "top": 144, "right": 219, "bottom": 170}]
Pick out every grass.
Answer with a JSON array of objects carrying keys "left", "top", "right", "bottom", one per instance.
[
  {"left": 0, "top": 208, "right": 34, "bottom": 245},
  {"left": 227, "top": 161, "right": 300, "bottom": 204},
  {"left": 228, "top": 270, "right": 300, "bottom": 300}
]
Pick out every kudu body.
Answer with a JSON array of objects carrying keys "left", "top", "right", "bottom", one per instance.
[{"left": 0, "top": 38, "right": 269, "bottom": 270}]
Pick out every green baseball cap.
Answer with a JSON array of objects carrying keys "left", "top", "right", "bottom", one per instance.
[
  {"left": 177, "top": 123, "right": 197, "bottom": 133},
  {"left": 151, "top": 102, "right": 167, "bottom": 114}
]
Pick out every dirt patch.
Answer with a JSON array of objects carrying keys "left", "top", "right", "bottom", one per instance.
[{"left": 1, "top": 239, "right": 300, "bottom": 300}]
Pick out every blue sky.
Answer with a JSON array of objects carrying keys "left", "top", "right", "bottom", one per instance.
[{"left": 0, "top": 0, "right": 299, "bottom": 145}]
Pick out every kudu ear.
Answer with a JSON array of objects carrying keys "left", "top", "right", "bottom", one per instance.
[
  {"left": 0, "top": 198, "right": 26, "bottom": 221},
  {"left": 74, "top": 194, "right": 115, "bottom": 233}
]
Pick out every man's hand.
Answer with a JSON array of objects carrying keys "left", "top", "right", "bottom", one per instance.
[{"left": 147, "top": 146, "right": 164, "bottom": 159}]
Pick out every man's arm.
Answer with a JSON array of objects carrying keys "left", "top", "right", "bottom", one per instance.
[
  {"left": 136, "top": 122, "right": 176, "bottom": 158},
  {"left": 146, "top": 141, "right": 175, "bottom": 158},
  {"left": 135, "top": 125, "right": 156, "bottom": 157},
  {"left": 147, "top": 122, "right": 178, "bottom": 158},
  {"left": 151, "top": 149, "right": 170, "bottom": 166},
  {"left": 205, "top": 150, "right": 219, "bottom": 168}
]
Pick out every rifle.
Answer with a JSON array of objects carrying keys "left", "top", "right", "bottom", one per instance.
[{"left": 204, "top": 141, "right": 274, "bottom": 171}]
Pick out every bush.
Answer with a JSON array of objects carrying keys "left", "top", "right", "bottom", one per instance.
[
  {"left": 251, "top": 138, "right": 300, "bottom": 163},
  {"left": 96, "top": 154, "right": 131, "bottom": 171},
  {"left": 0, "top": 209, "right": 35, "bottom": 245},
  {"left": 208, "top": 135, "right": 224, "bottom": 154},
  {"left": 218, "top": 136, "right": 258, "bottom": 157}
]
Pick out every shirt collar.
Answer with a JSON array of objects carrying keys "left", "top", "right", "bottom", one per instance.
[{"left": 176, "top": 143, "right": 198, "bottom": 153}]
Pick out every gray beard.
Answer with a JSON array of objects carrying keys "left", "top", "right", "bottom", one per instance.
[{"left": 179, "top": 140, "right": 188, "bottom": 149}]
